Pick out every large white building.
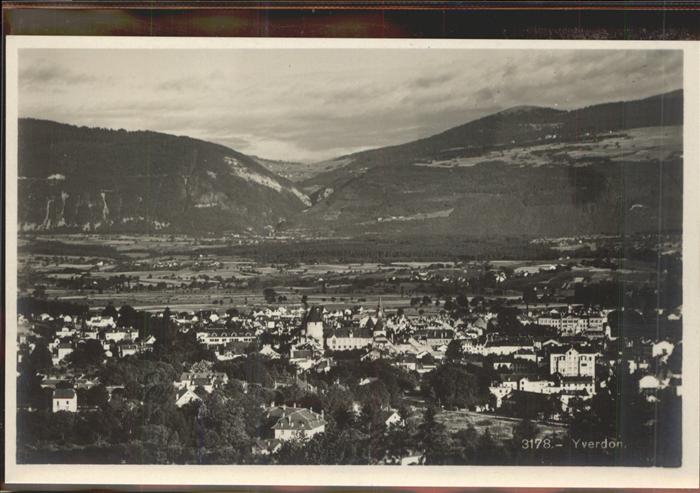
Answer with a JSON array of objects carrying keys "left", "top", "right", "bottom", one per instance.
[
  {"left": 538, "top": 315, "right": 607, "bottom": 336},
  {"left": 326, "top": 324, "right": 373, "bottom": 351},
  {"left": 550, "top": 347, "right": 597, "bottom": 378},
  {"left": 104, "top": 327, "right": 139, "bottom": 343},
  {"left": 266, "top": 405, "right": 326, "bottom": 441},
  {"left": 196, "top": 328, "right": 256, "bottom": 347}
]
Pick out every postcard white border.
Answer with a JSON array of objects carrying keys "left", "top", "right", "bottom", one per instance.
[{"left": 4, "top": 36, "right": 700, "bottom": 488}]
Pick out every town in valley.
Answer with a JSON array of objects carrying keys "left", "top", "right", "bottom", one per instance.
[
  {"left": 16, "top": 231, "right": 682, "bottom": 466},
  {"left": 13, "top": 47, "right": 684, "bottom": 467}
]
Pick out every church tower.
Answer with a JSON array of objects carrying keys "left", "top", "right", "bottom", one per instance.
[
  {"left": 376, "top": 296, "right": 384, "bottom": 319},
  {"left": 372, "top": 296, "right": 386, "bottom": 337},
  {"left": 304, "top": 305, "right": 324, "bottom": 342}
]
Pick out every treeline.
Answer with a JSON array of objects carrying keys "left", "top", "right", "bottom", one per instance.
[
  {"left": 201, "top": 236, "right": 560, "bottom": 263},
  {"left": 573, "top": 277, "right": 681, "bottom": 313},
  {"left": 19, "top": 239, "right": 123, "bottom": 259},
  {"left": 17, "top": 296, "right": 90, "bottom": 318}
]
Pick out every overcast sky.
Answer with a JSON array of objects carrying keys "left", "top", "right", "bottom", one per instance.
[{"left": 19, "top": 48, "right": 682, "bottom": 162}]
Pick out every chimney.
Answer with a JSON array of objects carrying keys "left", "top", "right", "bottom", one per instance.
[
  {"left": 293, "top": 402, "right": 297, "bottom": 408},
  {"left": 321, "top": 409, "right": 324, "bottom": 418},
  {"left": 271, "top": 400, "right": 275, "bottom": 408},
  {"left": 282, "top": 403, "right": 286, "bottom": 410}
]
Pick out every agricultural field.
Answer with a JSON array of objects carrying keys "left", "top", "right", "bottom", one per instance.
[
  {"left": 414, "top": 126, "right": 682, "bottom": 170},
  {"left": 16, "top": 232, "right": 672, "bottom": 315},
  {"left": 436, "top": 410, "right": 568, "bottom": 442}
]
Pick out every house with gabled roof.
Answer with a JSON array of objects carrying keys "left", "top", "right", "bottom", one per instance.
[
  {"left": 252, "top": 438, "right": 283, "bottom": 456},
  {"left": 175, "top": 387, "right": 202, "bottom": 407},
  {"left": 259, "top": 344, "right": 281, "bottom": 359},
  {"left": 53, "top": 342, "right": 74, "bottom": 365},
  {"left": 326, "top": 322, "right": 373, "bottom": 351},
  {"left": 53, "top": 388, "right": 77, "bottom": 413},
  {"left": 382, "top": 409, "right": 404, "bottom": 428},
  {"left": 264, "top": 404, "right": 326, "bottom": 441},
  {"left": 174, "top": 371, "right": 228, "bottom": 393}
]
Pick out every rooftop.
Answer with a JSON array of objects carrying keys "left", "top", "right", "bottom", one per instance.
[
  {"left": 53, "top": 388, "right": 76, "bottom": 399},
  {"left": 267, "top": 406, "right": 325, "bottom": 431}
]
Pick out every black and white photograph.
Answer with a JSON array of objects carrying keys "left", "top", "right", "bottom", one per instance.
[{"left": 4, "top": 36, "right": 699, "bottom": 488}]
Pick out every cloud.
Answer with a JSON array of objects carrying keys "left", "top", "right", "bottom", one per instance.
[
  {"left": 410, "top": 70, "right": 459, "bottom": 90},
  {"left": 20, "top": 59, "right": 100, "bottom": 88}
]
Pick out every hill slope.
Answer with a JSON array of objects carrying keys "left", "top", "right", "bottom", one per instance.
[
  {"left": 295, "top": 90, "right": 683, "bottom": 237},
  {"left": 18, "top": 119, "right": 310, "bottom": 233},
  {"left": 303, "top": 90, "right": 682, "bottom": 193}
]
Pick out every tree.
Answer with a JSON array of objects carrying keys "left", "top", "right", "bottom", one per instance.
[
  {"left": 385, "top": 423, "right": 412, "bottom": 463},
  {"left": 263, "top": 288, "right": 277, "bottom": 304},
  {"left": 474, "top": 428, "right": 506, "bottom": 465},
  {"left": 275, "top": 437, "right": 310, "bottom": 464},
  {"left": 493, "top": 307, "right": 522, "bottom": 336},
  {"left": 199, "top": 392, "right": 252, "bottom": 463},
  {"left": 163, "top": 306, "right": 172, "bottom": 335},
  {"left": 424, "top": 363, "right": 485, "bottom": 409},
  {"left": 48, "top": 411, "right": 77, "bottom": 443},
  {"left": 453, "top": 424, "right": 479, "bottom": 462},
  {"left": 101, "top": 302, "right": 118, "bottom": 320},
  {"left": 655, "top": 386, "right": 682, "bottom": 467},
  {"left": 522, "top": 287, "right": 538, "bottom": 307},
  {"left": 456, "top": 294, "right": 469, "bottom": 309},
  {"left": 138, "top": 424, "right": 181, "bottom": 464},
  {"left": 118, "top": 304, "right": 138, "bottom": 327},
  {"left": 418, "top": 406, "right": 452, "bottom": 464},
  {"left": 81, "top": 384, "right": 109, "bottom": 408},
  {"left": 359, "top": 400, "right": 385, "bottom": 462},
  {"left": 445, "top": 340, "right": 463, "bottom": 362},
  {"left": 68, "top": 339, "right": 105, "bottom": 368},
  {"left": 17, "top": 372, "right": 51, "bottom": 411},
  {"left": 512, "top": 418, "right": 538, "bottom": 443},
  {"left": 510, "top": 418, "right": 539, "bottom": 463},
  {"left": 28, "top": 342, "right": 53, "bottom": 372}
]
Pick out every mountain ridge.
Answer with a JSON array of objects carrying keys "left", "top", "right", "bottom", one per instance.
[
  {"left": 17, "top": 118, "right": 310, "bottom": 234},
  {"left": 301, "top": 89, "right": 683, "bottom": 193},
  {"left": 17, "top": 88, "right": 683, "bottom": 238},
  {"left": 293, "top": 89, "right": 683, "bottom": 238}
]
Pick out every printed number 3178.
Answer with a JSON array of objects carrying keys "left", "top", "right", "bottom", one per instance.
[{"left": 522, "top": 438, "right": 552, "bottom": 449}]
